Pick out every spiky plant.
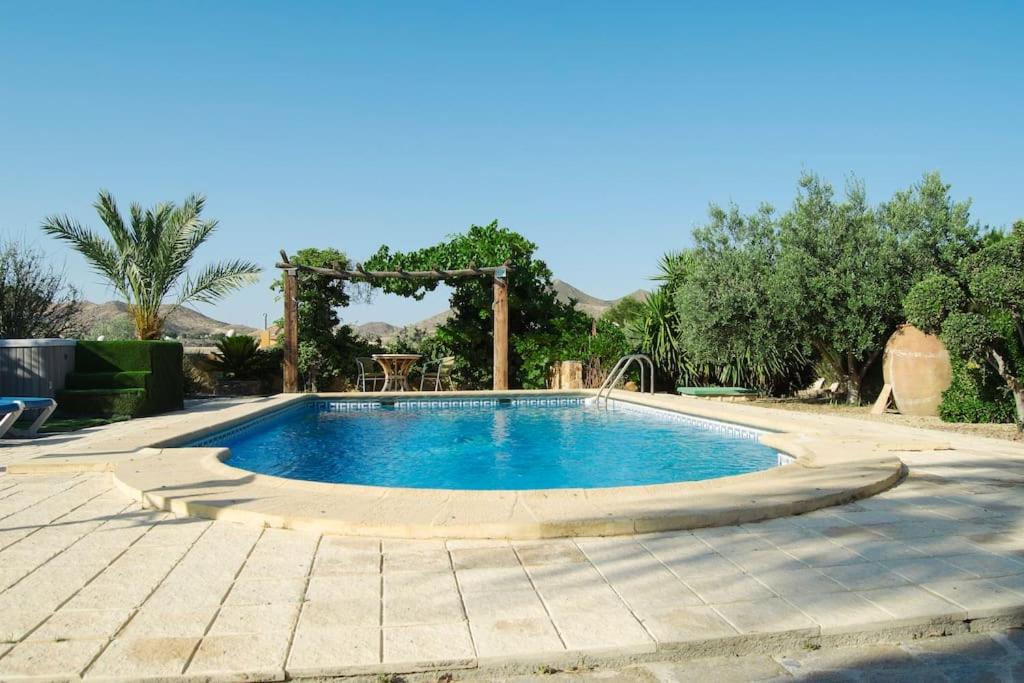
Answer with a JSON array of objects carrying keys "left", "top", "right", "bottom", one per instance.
[{"left": 42, "top": 191, "right": 261, "bottom": 339}]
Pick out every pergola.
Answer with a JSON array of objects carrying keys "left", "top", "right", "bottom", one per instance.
[{"left": 275, "top": 250, "right": 511, "bottom": 392}]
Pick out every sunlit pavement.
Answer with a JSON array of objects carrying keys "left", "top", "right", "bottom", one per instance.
[{"left": 3, "top": 399, "right": 1024, "bottom": 680}]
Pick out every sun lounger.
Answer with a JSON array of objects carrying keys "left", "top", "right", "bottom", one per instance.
[
  {"left": 0, "top": 397, "right": 57, "bottom": 437},
  {"left": 0, "top": 402, "right": 22, "bottom": 438}
]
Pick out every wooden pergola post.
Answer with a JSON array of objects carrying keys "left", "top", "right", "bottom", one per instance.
[
  {"left": 492, "top": 268, "right": 509, "bottom": 391},
  {"left": 282, "top": 266, "right": 300, "bottom": 393}
]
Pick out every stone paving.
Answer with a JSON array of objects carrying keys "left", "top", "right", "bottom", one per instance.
[{"left": 2, "top": 401, "right": 1024, "bottom": 680}]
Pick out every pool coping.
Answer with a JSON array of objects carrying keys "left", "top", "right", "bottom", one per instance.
[{"left": 25, "top": 389, "right": 907, "bottom": 539}]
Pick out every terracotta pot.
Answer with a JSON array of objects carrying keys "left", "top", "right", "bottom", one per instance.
[{"left": 882, "top": 324, "right": 952, "bottom": 417}]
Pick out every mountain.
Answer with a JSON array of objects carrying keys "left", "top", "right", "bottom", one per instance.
[
  {"left": 353, "top": 279, "right": 647, "bottom": 343},
  {"left": 76, "top": 301, "right": 257, "bottom": 339},
  {"left": 551, "top": 279, "right": 647, "bottom": 318}
]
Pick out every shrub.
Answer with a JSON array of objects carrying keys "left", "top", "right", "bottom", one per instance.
[
  {"left": 0, "top": 238, "right": 82, "bottom": 339},
  {"left": 938, "top": 359, "right": 1016, "bottom": 424},
  {"left": 210, "top": 336, "right": 262, "bottom": 379}
]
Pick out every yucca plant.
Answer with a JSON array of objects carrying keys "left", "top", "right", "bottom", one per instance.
[
  {"left": 42, "top": 191, "right": 261, "bottom": 339},
  {"left": 626, "top": 288, "right": 683, "bottom": 379}
]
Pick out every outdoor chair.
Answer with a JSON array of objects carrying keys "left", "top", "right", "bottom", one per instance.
[
  {"left": 355, "top": 357, "right": 386, "bottom": 392},
  {"left": 0, "top": 397, "right": 57, "bottom": 437},
  {"left": 419, "top": 356, "right": 456, "bottom": 391}
]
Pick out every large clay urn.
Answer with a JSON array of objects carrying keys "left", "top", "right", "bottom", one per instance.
[{"left": 882, "top": 324, "right": 952, "bottom": 417}]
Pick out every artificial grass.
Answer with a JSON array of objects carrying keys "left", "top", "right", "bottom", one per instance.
[
  {"left": 56, "top": 387, "right": 147, "bottom": 419},
  {"left": 56, "top": 340, "right": 184, "bottom": 419},
  {"left": 65, "top": 371, "right": 150, "bottom": 390},
  {"left": 36, "top": 415, "right": 128, "bottom": 433}
]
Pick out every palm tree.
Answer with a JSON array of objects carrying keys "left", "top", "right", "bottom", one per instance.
[{"left": 42, "top": 191, "right": 261, "bottom": 340}]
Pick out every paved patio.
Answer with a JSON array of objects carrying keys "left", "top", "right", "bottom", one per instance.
[{"left": 2, "top": 398, "right": 1024, "bottom": 680}]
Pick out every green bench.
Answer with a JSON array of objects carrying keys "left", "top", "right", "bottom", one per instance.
[{"left": 676, "top": 386, "right": 758, "bottom": 397}]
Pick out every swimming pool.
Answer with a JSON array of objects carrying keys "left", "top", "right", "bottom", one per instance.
[{"left": 195, "top": 397, "right": 781, "bottom": 490}]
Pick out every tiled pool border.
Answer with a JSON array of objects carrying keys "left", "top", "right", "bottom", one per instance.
[{"left": 186, "top": 394, "right": 776, "bottom": 455}]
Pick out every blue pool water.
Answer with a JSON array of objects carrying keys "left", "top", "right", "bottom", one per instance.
[{"left": 209, "top": 400, "right": 779, "bottom": 490}]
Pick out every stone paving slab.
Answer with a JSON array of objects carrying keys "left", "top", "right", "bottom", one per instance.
[{"left": 2, "top": 398, "right": 1024, "bottom": 679}]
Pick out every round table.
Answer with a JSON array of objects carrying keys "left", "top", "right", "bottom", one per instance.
[{"left": 371, "top": 354, "right": 423, "bottom": 391}]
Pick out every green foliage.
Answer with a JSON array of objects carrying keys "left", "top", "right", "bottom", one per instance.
[
  {"left": 601, "top": 296, "right": 645, "bottom": 327},
  {"left": 42, "top": 191, "right": 260, "bottom": 339},
  {"left": 938, "top": 359, "right": 1016, "bottom": 424},
  {"left": 776, "top": 174, "right": 904, "bottom": 402},
  {"left": 903, "top": 274, "right": 966, "bottom": 333},
  {"left": 0, "top": 238, "right": 82, "bottom": 339},
  {"left": 209, "top": 335, "right": 278, "bottom": 381},
  {"left": 513, "top": 305, "right": 595, "bottom": 389},
  {"left": 879, "top": 171, "right": 980, "bottom": 278},
  {"left": 88, "top": 317, "right": 136, "bottom": 340},
  {"left": 364, "top": 221, "right": 590, "bottom": 389},
  {"left": 627, "top": 288, "right": 682, "bottom": 384},
  {"left": 905, "top": 220, "right": 1024, "bottom": 428},
  {"left": 645, "top": 171, "right": 982, "bottom": 402},
  {"left": 675, "top": 204, "right": 810, "bottom": 394},
  {"left": 272, "top": 247, "right": 371, "bottom": 390}
]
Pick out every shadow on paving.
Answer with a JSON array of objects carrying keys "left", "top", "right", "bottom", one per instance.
[{"left": 466, "top": 629, "right": 1024, "bottom": 681}]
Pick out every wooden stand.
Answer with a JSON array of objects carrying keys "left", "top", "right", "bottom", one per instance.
[{"left": 871, "top": 383, "right": 894, "bottom": 415}]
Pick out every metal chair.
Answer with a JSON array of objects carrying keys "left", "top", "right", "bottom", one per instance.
[
  {"left": 419, "top": 356, "right": 456, "bottom": 391},
  {"left": 355, "top": 357, "right": 386, "bottom": 392}
]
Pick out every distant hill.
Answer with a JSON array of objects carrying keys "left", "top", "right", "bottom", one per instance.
[
  {"left": 353, "top": 279, "right": 646, "bottom": 343},
  {"left": 76, "top": 301, "right": 256, "bottom": 340},
  {"left": 551, "top": 279, "right": 647, "bottom": 318}
]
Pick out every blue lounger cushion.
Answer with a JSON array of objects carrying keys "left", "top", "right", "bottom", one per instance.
[
  {"left": 0, "top": 402, "right": 21, "bottom": 415},
  {"left": 0, "top": 396, "right": 56, "bottom": 409}
]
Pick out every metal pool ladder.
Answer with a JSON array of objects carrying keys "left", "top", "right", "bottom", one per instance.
[{"left": 594, "top": 354, "right": 655, "bottom": 407}]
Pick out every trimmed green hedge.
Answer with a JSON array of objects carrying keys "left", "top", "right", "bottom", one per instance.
[
  {"left": 939, "top": 359, "right": 1016, "bottom": 424},
  {"left": 58, "top": 341, "right": 184, "bottom": 418}
]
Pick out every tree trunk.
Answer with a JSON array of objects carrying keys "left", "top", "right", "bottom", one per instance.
[
  {"left": 987, "top": 348, "right": 1024, "bottom": 432},
  {"left": 845, "top": 351, "right": 861, "bottom": 405},
  {"left": 845, "top": 348, "right": 882, "bottom": 406},
  {"left": 1013, "top": 388, "right": 1024, "bottom": 433}
]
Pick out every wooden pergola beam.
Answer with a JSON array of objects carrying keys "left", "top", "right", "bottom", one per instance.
[
  {"left": 274, "top": 260, "right": 509, "bottom": 281},
  {"left": 276, "top": 252, "right": 510, "bottom": 392}
]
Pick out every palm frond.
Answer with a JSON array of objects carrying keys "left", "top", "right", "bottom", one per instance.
[
  {"left": 93, "top": 191, "right": 133, "bottom": 255},
  {"left": 175, "top": 259, "right": 262, "bottom": 308},
  {"left": 41, "top": 214, "right": 130, "bottom": 299}
]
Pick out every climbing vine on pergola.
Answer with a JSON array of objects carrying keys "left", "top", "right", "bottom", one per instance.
[{"left": 276, "top": 250, "right": 511, "bottom": 392}]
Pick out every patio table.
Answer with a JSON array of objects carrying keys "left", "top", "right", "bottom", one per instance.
[{"left": 371, "top": 354, "right": 423, "bottom": 391}]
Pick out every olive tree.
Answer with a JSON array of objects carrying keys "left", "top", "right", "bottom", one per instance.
[
  {"left": 674, "top": 204, "right": 809, "bottom": 394},
  {"left": 905, "top": 222, "right": 1024, "bottom": 429},
  {"left": 777, "top": 173, "right": 981, "bottom": 403}
]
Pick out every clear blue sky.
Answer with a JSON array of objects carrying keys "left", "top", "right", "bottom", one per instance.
[{"left": 2, "top": 1, "right": 1021, "bottom": 328}]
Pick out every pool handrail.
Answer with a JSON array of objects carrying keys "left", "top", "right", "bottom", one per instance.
[{"left": 595, "top": 354, "right": 655, "bottom": 406}]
